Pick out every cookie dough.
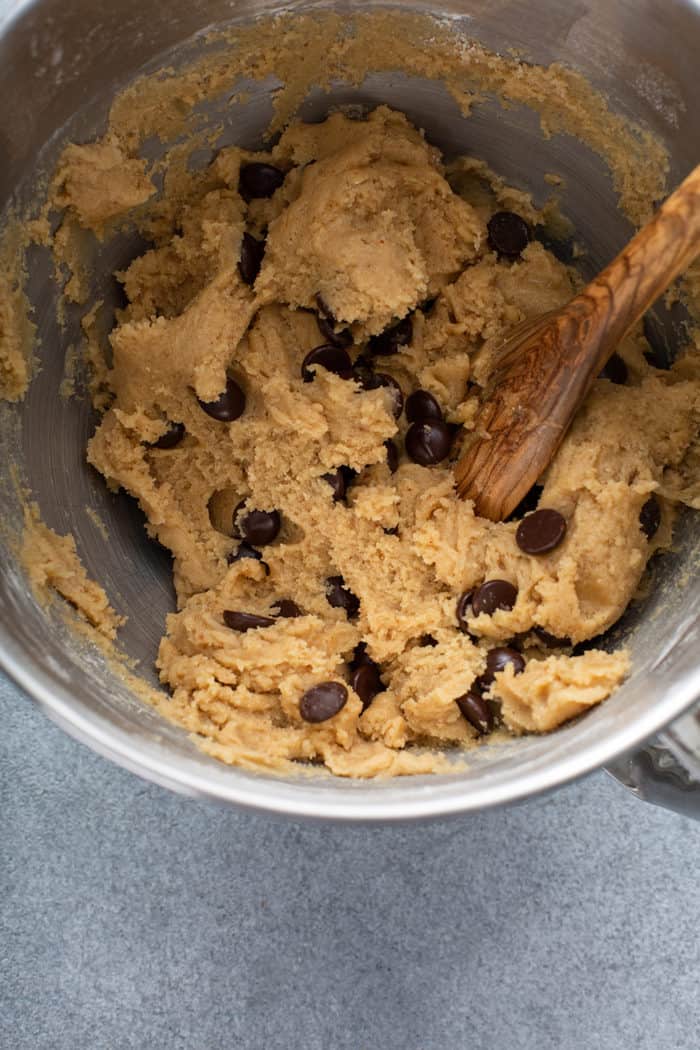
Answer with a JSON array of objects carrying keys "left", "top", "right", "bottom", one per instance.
[
  {"left": 48, "top": 103, "right": 693, "bottom": 777},
  {"left": 21, "top": 504, "right": 124, "bottom": 640}
]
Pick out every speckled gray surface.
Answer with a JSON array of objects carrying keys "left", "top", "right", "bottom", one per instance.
[{"left": 1, "top": 672, "right": 699, "bottom": 1050}]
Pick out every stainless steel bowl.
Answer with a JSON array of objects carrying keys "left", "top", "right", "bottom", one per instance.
[{"left": 2, "top": 0, "right": 700, "bottom": 821}]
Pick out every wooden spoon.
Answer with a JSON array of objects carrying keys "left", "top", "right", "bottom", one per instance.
[{"left": 454, "top": 164, "right": 700, "bottom": 521}]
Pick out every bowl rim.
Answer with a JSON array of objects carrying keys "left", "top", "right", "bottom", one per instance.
[{"left": 3, "top": 617, "right": 700, "bottom": 822}]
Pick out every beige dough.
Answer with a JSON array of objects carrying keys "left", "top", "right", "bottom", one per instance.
[
  {"left": 21, "top": 504, "right": 124, "bottom": 640},
  {"left": 42, "top": 104, "right": 694, "bottom": 777}
]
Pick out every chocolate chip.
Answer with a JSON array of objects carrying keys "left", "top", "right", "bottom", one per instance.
[
  {"left": 237, "top": 507, "right": 281, "bottom": 546},
  {"left": 374, "top": 374, "right": 404, "bottom": 419},
  {"left": 456, "top": 590, "right": 474, "bottom": 632},
  {"left": 487, "top": 211, "right": 531, "bottom": 259},
  {"left": 405, "top": 420, "right": 452, "bottom": 465},
  {"left": 456, "top": 689, "right": 494, "bottom": 735},
  {"left": 368, "top": 315, "right": 413, "bottom": 356},
  {"left": 271, "top": 598, "right": 303, "bottom": 618},
  {"left": 326, "top": 575, "right": 360, "bottom": 619},
  {"left": 419, "top": 634, "right": 438, "bottom": 647},
  {"left": 405, "top": 389, "right": 443, "bottom": 424},
  {"left": 301, "top": 344, "right": 353, "bottom": 382},
  {"left": 639, "top": 495, "right": 661, "bottom": 540},
  {"left": 532, "top": 625, "right": 571, "bottom": 648},
  {"left": 299, "top": 681, "right": 348, "bottom": 723},
  {"left": 516, "top": 509, "right": 567, "bottom": 555},
  {"left": 238, "top": 232, "right": 265, "bottom": 285},
  {"left": 384, "top": 526, "right": 399, "bottom": 536},
  {"left": 506, "top": 483, "right": 543, "bottom": 522},
  {"left": 385, "top": 438, "right": 399, "bottom": 473},
  {"left": 198, "top": 377, "right": 246, "bottom": 422},
  {"left": 316, "top": 294, "right": 352, "bottom": 348},
  {"left": 354, "top": 366, "right": 375, "bottom": 390},
  {"left": 149, "top": 421, "right": 185, "bottom": 450},
  {"left": 350, "top": 642, "right": 373, "bottom": 669},
  {"left": 478, "top": 646, "right": 525, "bottom": 688},
  {"left": 472, "top": 580, "right": 518, "bottom": 617},
  {"left": 420, "top": 297, "right": 438, "bottom": 315},
  {"left": 227, "top": 541, "right": 268, "bottom": 570},
  {"left": 351, "top": 661, "right": 384, "bottom": 710},
  {"left": 600, "top": 353, "right": 628, "bottom": 385},
  {"left": 353, "top": 365, "right": 404, "bottom": 419},
  {"left": 223, "top": 609, "right": 276, "bottom": 632},
  {"left": 322, "top": 469, "right": 346, "bottom": 502},
  {"left": 351, "top": 354, "right": 374, "bottom": 381},
  {"left": 239, "top": 162, "right": 285, "bottom": 201}
]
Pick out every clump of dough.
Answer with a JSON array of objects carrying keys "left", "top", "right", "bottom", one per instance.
[
  {"left": 257, "top": 108, "right": 485, "bottom": 335},
  {"left": 42, "top": 106, "right": 700, "bottom": 776}
]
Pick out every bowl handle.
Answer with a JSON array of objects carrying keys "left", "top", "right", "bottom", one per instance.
[{"left": 605, "top": 702, "right": 700, "bottom": 820}]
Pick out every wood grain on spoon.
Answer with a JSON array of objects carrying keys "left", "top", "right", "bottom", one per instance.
[{"left": 454, "top": 164, "right": 700, "bottom": 521}]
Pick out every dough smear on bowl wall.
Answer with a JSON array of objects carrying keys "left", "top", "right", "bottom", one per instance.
[{"left": 1, "top": 7, "right": 700, "bottom": 803}]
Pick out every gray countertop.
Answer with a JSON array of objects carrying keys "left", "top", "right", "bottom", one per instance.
[{"left": 2, "top": 671, "right": 699, "bottom": 1050}]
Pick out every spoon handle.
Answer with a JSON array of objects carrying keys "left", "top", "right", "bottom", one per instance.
[
  {"left": 573, "top": 163, "right": 700, "bottom": 377},
  {"left": 455, "top": 165, "right": 700, "bottom": 520}
]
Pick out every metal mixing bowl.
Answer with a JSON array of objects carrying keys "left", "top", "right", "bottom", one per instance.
[{"left": 2, "top": 0, "right": 700, "bottom": 821}]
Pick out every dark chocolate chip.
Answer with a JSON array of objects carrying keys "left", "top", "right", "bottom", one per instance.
[
  {"left": 301, "top": 344, "right": 354, "bottom": 382},
  {"left": 599, "top": 353, "right": 628, "bottom": 385},
  {"left": 405, "top": 420, "right": 452, "bottom": 466},
  {"left": 326, "top": 575, "right": 360, "bottom": 619},
  {"left": 456, "top": 689, "right": 494, "bottom": 735},
  {"left": 198, "top": 377, "right": 246, "bottom": 422},
  {"left": 223, "top": 609, "right": 276, "bottom": 632},
  {"left": 639, "top": 495, "right": 661, "bottom": 540},
  {"left": 350, "top": 642, "right": 373, "bottom": 669},
  {"left": 299, "top": 681, "right": 348, "bottom": 723},
  {"left": 472, "top": 580, "right": 518, "bottom": 617},
  {"left": 405, "top": 389, "right": 443, "bottom": 424},
  {"left": 353, "top": 365, "right": 404, "bottom": 419},
  {"left": 506, "top": 483, "right": 543, "bottom": 522},
  {"left": 456, "top": 590, "right": 474, "bottom": 632},
  {"left": 239, "top": 162, "right": 285, "bottom": 201},
  {"left": 238, "top": 508, "right": 281, "bottom": 546},
  {"left": 351, "top": 661, "right": 384, "bottom": 710},
  {"left": 322, "top": 469, "right": 346, "bottom": 503},
  {"left": 487, "top": 211, "right": 531, "bottom": 259},
  {"left": 238, "top": 232, "right": 265, "bottom": 285},
  {"left": 368, "top": 315, "right": 413, "bottom": 356},
  {"left": 385, "top": 438, "right": 399, "bottom": 473},
  {"left": 374, "top": 374, "right": 404, "bottom": 419},
  {"left": 532, "top": 625, "right": 571, "bottom": 648},
  {"left": 419, "top": 634, "right": 438, "bottom": 647},
  {"left": 420, "top": 297, "right": 438, "bottom": 315},
  {"left": 340, "top": 465, "right": 358, "bottom": 486},
  {"left": 352, "top": 363, "right": 375, "bottom": 390},
  {"left": 351, "top": 353, "right": 374, "bottom": 377},
  {"left": 478, "top": 646, "right": 525, "bottom": 688},
  {"left": 316, "top": 294, "right": 352, "bottom": 348},
  {"left": 149, "top": 421, "right": 185, "bottom": 450},
  {"left": 271, "top": 598, "right": 303, "bottom": 618},
  {"left": 516, "top": 508, "right": 567, "bottom": 555}
]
